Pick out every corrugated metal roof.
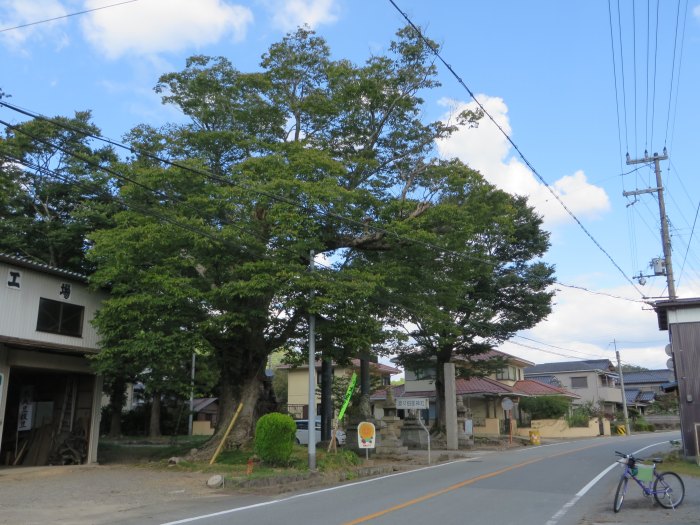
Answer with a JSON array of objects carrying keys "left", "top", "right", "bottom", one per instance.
[{"left": 0, "top": 252, "right": 87, "bottom": 283}]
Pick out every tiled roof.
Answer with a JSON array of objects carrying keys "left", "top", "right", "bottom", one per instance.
[
  {"left": 622, "top": 370, "right": 674, "bottom": 384},
  {"left": 638, "top": 391, "right": 656, "bottom": 402},
  {"left": 0, "top": 252, "right": 87, "bottom": 283},
  {"left": 192, "top": 398, "right": 218, "bottom": 412},
  {"left": 525, "top": 359, "right": 615, "bottom": 375},
  {"left": 513, "top": 379, "right": 580, "bottom": 398},
  {"left": 625, "top": 389, "right": 640, "bottom": 404},
  {"left": 526, "top": 374, "right": 561, "bottom": 386}
]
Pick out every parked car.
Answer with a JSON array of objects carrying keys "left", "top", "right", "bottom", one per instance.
[{"left": 294, "top": 419, "right": 346, "bottom": 446}]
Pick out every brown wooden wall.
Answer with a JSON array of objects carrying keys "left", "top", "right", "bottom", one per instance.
[{"left": 670, "top": 323, "right": 700, "bottom": 458}]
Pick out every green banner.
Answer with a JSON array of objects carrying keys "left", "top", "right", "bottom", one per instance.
[{"left": 337, "top": 372, "right": 357, "bottom": 420}]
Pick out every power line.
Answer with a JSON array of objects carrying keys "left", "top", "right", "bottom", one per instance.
[
  {"left": 0, "top": 0, "right": 139, "bottom": 34},
  {"left": 0, "top": 104, "right": 645, "bottom": 304},
  {"left": 387, "top": 0, "right": 645, "bottom": 298}
]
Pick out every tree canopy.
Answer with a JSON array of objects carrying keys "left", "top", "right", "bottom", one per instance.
[{"left": 1, "top": 26, "right": 555, "bottom": 444}]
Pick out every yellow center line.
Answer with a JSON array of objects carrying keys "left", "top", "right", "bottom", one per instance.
[{"left": 343, "top": 442, "right": 602, "bottom": 524}]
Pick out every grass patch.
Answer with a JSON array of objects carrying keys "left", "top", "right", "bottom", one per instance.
[
  {"left": 98, "top": 435, "right": 211, "bottom": 464},
  {"left": 659, "top": 450, "right": 700, "bottom": 478},
  {"left": 98, "top": 435, "right": 362, "bottom": 484}
]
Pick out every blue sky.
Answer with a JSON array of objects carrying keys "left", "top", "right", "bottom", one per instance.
[{"left": 3, "top": 0, "right": 700, "bottom": 370}]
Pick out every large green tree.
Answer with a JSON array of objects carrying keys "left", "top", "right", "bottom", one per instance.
[
  {"left": 376, "top": 161, "right": 555, "bottom": 429},
  {"left": 0, "top": 112, "right": 116, "bottom": 273},
  {"left": 89, "top": 26, "right": 553, "bottom": 449}
]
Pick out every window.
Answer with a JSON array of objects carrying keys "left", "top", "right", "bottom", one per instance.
[
  {"left": 496, "top": 366, "right": 517, "bottom": 381},
  {"left": 36, "top": 298, "right": 84, "bottom": 337},
  {"left": 571, "top": 376, "right": 588, "bottom": 389}
]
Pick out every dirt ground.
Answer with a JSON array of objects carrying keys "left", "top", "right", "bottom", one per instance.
[{"left": 0, "top": 451, "right": 438, "bottom": 525}]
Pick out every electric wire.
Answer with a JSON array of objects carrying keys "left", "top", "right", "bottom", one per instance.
[
  {"left": 649, "top": 0, "right": 660, "bottom": 149},
  {"left": 665, "top": 0, "right": 690, "bottom": 152},
  {"left": 0, "top": 0, "right": 139, "bottom": 33},
  {"left": 663, "top": 0, "right": 682, "bottom": 148},
  {"left": 0, "top": 109, "right": 648, "bottom": 308},
  {"left": 615, "top": 0, "right": 629, "bottom": 154},
  {"left": 0, "top": 100, "right": 505, "bottom": 274},
  {"left": 387, "top": 0, "right": 645, "bottom": 298},
  {"left": 607, "top": 0, "right": 625, "bottom": 179}
]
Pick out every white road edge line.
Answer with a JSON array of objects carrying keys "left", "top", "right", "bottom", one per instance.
[
  {"left": 159, "top": 457, "right": 478, "bottom": 525},
  {"left": 544, "top": 440, "right": 672, "bottom": 525}
]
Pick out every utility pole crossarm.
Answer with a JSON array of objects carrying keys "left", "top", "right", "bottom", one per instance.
[
  {"left": 623, "top": 187, "right": 661, "bottom": 197},
  {"left": 624, "top": 152, "right": 676, "bottom": 299}
]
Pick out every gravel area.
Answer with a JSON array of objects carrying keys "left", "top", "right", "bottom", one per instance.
[{"left": 0, "top": 464, "right": 221, "bottom": 525}]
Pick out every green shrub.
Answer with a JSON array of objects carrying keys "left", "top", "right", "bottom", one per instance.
[
  {"left": 566, "top": 407, "right": 590, "bottom": 428},
  {"left": 633, "top": 417, "right": 653, "bottom": 432},
  {"left": 254, "top": 413, "right": 296, "bottom": 466},
  {"left": 519, "top": 396, "right": 570, "bottom": 419}
]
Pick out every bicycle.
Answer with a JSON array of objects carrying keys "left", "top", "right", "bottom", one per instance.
[{"left": 613, "top": 450, "right": 685, "bottom": 512}]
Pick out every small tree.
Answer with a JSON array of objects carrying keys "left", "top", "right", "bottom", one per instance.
[{"left": 254, "top": 413, "right": 296, "bottom": 466}]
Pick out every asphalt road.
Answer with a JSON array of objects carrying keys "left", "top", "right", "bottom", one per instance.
[
  {"left": 146, "top": 431, "right": 689, "bottom": 525},
  {"left": 3, "top": 431, "right": 695, "bottom": 525}
]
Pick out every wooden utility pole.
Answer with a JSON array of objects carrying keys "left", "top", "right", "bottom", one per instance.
[{"left": 624, "top": 150, "right": 676, "bottom": 299}]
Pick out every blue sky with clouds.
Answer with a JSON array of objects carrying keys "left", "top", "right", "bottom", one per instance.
[{"left": 3, "top": 0, "right": 700, "bottom": 369}]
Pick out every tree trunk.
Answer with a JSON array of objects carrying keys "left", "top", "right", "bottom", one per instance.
[
  {"left": 108, "top": 379, "right": 126, "bottom": 438},
  {"left": 149, "top": 393, "right": 162, "bottom": 438},
  {"left": 191, "top": 374, "right": 262, "bottom": 460}
]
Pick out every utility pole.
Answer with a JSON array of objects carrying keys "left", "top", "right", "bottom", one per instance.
[
  {"left": 307, "top": 250, "right": 317, "bottom": 471},
  {"left": 624, "top": 150, "right": 676, "bottom": 299},
  {"left": 614, "top": 341, "right": 631, "bottom": 436}
]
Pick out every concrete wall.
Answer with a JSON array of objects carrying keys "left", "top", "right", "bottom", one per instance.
[{"left": 515, "top": 418, "right": 609, "bottom": 439}]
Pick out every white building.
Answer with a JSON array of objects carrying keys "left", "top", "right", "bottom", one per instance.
[{"left": 0, "top": 253, "right": 106, "bottom": 466}]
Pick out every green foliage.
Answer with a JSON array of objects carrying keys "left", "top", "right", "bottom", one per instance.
[
  {"left": 0, "top": 111, "right": 118, "bottom": 273},
  {"left": 647, "top": 392, "right": 679, "bottom": 414},
  {"left": 317, "top": 449, "right": 361, "bottom": 471},
  {"left": 254, "top": 413, "right": 296, "bottom": 466},
  {"left": 519, "top": 396, "right": 570, "bottom": 419},
  {"left": 566, "top": 407, "right": 591, "bottom": 428},
  {"left": 633, "top": 417, "right": 655, "bottom": 432}
]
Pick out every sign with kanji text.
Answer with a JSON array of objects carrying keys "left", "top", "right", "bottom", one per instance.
[{"left": 396, "top": 397, "right": 429, "bottom": 410}]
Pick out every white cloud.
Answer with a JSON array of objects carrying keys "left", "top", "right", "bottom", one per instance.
[
  {"left": 436, "top": 96, "right": 610, "bottom": 226},
  {"left": 0, "top": 0, "right": 68, "bottom": 47},
  {"left": 263, "top": 0, "right": 339, "bottom": 31},
  {"left": 501, "top": 282, "right": 672, "bottom": 369},
  {"left": 80, "top": 0, "right": 254, "bottom": 59},
  {"left": 694, "top": 5, "right": 700, "bottom": 19}
]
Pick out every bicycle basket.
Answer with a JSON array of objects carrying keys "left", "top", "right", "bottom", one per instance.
[{"left": 636, "top": 464, "right": 654, "bottom": 482}]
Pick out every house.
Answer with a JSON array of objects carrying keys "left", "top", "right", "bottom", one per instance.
[
  {"left": 622, "top": 369, "right": 675, "bottom": 414},
  {"left": 282, "top": 358, "right": 400, "bottom": 420},
  {"left": 191, "top": 397, "right": 219, "bottom": 436},
  {"left": 375, "top": 349, "right": 579, "bottom": 437},
  {"left": 0, "top": 253, "right": 107, "bottom": 466},
  {"left": 525, "top": 359, "right": 623, "bottom": 416}
]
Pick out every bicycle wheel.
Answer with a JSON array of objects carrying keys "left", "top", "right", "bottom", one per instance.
[
  {"left": 613, "top": 476, "right": 628, "bottom": 512},
  {"left": 653, "top": 471, "right": 685, "bottom": 508}
]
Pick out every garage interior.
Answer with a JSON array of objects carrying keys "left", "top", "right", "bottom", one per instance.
[{"left": 1, "top": 367, "right": 95, "bottom": 466}]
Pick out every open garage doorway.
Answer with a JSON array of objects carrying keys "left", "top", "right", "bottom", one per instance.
[{"left": 1, "top": 367, "right": 96, "bottom": 466}]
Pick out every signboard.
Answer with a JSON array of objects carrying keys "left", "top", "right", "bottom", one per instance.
[
  {"left": 18, "top": 386, "right": 34, "bottom": 432},
  {"left": 337, "top": 372, "right": 357, "bottom": 420},
  {"left": 501, "top": 397, "right": 514, "bottom": 411},
  {"left": 357, "top": 421, "right": 376, "bottom": 449},
  {"left": 396, "top": 397, "right": 429, "bottom": 410}
]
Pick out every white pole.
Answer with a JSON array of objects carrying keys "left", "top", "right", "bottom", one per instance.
[{"left": 308, "top": 250, "right": 317, "bottom": 470}]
